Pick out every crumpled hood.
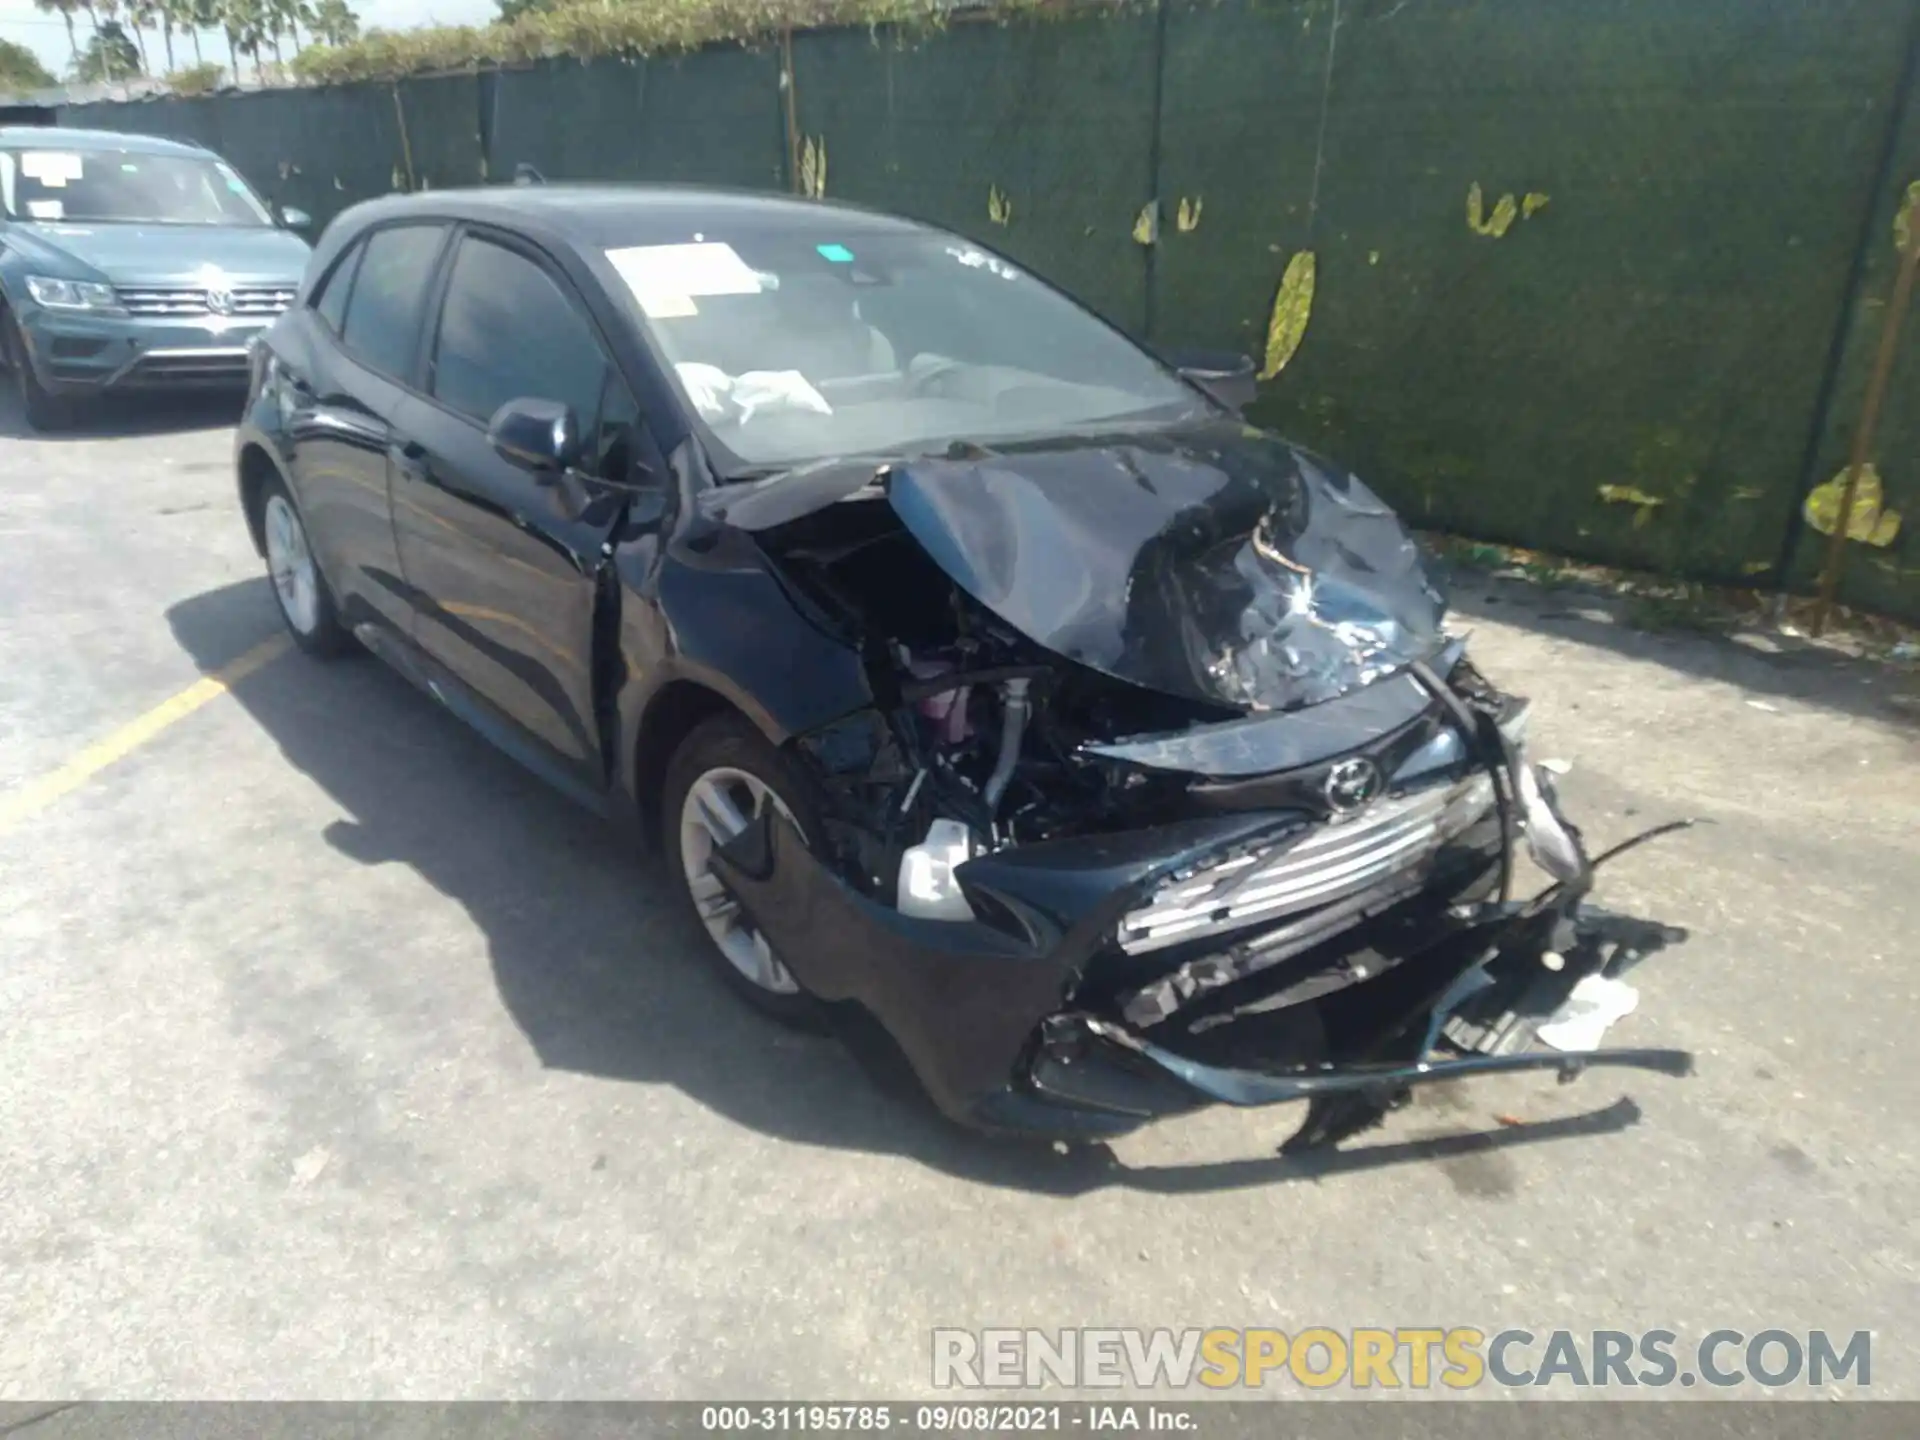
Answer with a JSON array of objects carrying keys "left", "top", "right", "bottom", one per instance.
[
  {"left": 885, "top": 423, "right": 1447, "bottom": 713},
  {"left": 10, "top": 221, "right": 310, "bottom": 285}
]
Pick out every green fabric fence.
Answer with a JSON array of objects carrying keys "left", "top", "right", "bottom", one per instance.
[{"left": 54, "top": 0, "right": 1920, "bottom": 622}]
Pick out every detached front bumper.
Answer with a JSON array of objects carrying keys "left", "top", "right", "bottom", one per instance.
[
  {"left": 1032, "top": 1014, "right": 1689, "bottom": 1120},
  {"left": 711, "top": 787, "right": 1693, "bottom": 1144},
  {"left": 16, "top": 306, "right": 268, "bottom": 392}
]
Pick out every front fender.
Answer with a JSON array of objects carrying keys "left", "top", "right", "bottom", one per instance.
[
  {"left": 233, "top": 407, "right": 296, "bottom": 557},
  {"left": 611, "top": 523, "right": 874, "bottom": 808}
]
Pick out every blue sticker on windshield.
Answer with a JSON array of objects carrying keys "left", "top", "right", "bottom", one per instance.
[{"left": 816, "top": 243, "right": 855, "bottom": 263}]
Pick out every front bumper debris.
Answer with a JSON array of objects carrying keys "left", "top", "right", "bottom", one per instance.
[
  {"left": 710, "top": 764, "right": 1696, "bottom": 1144},
  {"left": 1033, "top": 1011, "right": 1689, "bottom": 1115}
]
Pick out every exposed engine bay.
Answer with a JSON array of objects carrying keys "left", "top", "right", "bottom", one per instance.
[
  {"left": 699, "top": 426, "right": 1695, "bottom": 1144},
  {"left": 765, "top": 497, "right": 1228, "bottom": 901}
]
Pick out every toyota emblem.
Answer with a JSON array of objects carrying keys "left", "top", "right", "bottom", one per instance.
[
  {"left": 1323, "top": 757, "right": 1383, "bottom": 814},
  {"left": 206, "top": 287, "right": 235, "bottom": 316}
]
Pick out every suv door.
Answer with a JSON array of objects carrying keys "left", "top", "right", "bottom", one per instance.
[
  {"left": 389, "top": 227, "right": 641, "bottom": 798},
  {"left": 285, "top": 222, "right": 449, "bottom": 638}
]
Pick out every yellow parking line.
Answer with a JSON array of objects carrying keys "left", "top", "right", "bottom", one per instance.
[{"left": 0, "top": 633, "right": 293, "bottom": 836}]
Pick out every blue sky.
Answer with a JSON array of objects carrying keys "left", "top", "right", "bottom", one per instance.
[{"left": 1, "top": 0, "right": 496, "bottom": 76}]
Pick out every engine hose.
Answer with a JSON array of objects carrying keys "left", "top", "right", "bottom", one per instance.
[
  {"left": 1410, "top": 659, "right": 1516, "bottom": 904},
  {"left": 982, "top": 677, "right": 1032, "bottom": 815}
]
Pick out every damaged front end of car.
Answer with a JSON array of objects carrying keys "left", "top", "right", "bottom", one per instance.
[{"left": 699, "top": 423, "right": 1695, "bottom": 1144}]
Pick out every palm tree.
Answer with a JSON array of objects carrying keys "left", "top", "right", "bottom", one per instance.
[
  {"left": 93, "top": 0, "right": 133, "bottom": 77},
  {"left": 92, "top": 0, "right": 122, "bottom": 79},
  {"left": 222, "top": 0, "right": 268, "bottom": 81},
  {"left": 187, "top": 0, "right": 217, "bottom": 63},
  {"left": 219, "top": 4, "right": 238, "bottom": 77},
  {"left": 272, "top": 0, "right": 309, "bottom": 52},
  {"left": 154, "top": 0, "right": 186, "bottom": 71},
  {"left": 216, "top": 0, "right": 249, "bottom": 79},
  {"left": 309, "top": 0, "right": 354, "bottom": 45},
  {"left": 76, "top": 0, "right": 105, "bottom": 77},
  {"left": 125, "top": 0, "right": 154, "bottom": 74},
  {"left": 73, "top": 18, "right": 140, "bottom": 79},
  {"left": 245, "top": 0, "right": 288, "bottom": 66},
  {"left": 32, "top": 0, "right": 83, "bottom": 70},
  {"left": 276, "top": 0, "right": 298, "bottom": 56}
]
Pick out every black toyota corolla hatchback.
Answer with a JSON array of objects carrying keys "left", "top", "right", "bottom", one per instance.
[{"left": 236, "top": 185, "right": 1693, "bottom": 1147}]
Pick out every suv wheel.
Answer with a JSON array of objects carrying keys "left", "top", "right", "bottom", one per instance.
[{"left": 3, "top": 310, "right": 76, "bottom": 433}]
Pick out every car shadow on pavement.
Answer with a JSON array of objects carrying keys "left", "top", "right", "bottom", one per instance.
[
  {"left": 168, "top": 577, "right": 1654, "bottom": 1197},
  {"left": 0, "top": 380, "right": 243, "bottom": 440}
]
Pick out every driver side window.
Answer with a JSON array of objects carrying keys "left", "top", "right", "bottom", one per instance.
[
  {"left": 430, "top": 235, "right": 613, "bottom": 464},
  {"left": 591, "top": 369, "right": 645, "bottom": 485}
]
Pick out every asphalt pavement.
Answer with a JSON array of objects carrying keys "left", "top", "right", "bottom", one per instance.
[{"left": 2, "top": 388, "right": 1916, "bottom": 1400}]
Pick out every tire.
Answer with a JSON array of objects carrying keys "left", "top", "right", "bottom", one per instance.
[
  {"left": 661, "top": 713, "right": 830, "bottom": 1030},
  {"left": 257, "top": 472, "right": 355, "bottom": 657},
  {"left": 3, "top": 310, "right": 76, "bottom": 433}
]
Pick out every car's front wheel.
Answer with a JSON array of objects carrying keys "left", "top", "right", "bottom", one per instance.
[
  {"left": 661, "top": 714, "right": 828, "bottom": 1030},
  {"left": 258, "top": 475, "right": 354, "bottom": 657}
]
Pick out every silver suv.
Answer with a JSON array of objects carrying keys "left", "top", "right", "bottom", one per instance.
[{"left": 0, "top": 125, "right": 312, "bottom": 430}]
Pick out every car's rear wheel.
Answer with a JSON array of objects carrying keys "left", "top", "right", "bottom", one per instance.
[
  {"left": 259, "top": 475, "right": 354, "bottom": 657},
  {"left": 2, "top": 310, "right": 76, "bottom": 433},
  {"left": 661, "top": 714, "right": 828, "bottom": 1030}
]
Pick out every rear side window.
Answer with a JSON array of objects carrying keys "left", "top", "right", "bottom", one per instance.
[
  {"left": 430, "top": 235, "right": 608, "bottom": 430},
  {"left": 339, "top": 224, "right": 446, "bottom": 380},
  {"left": 312, "top": 243, "right": 361, "bottom": 335}
]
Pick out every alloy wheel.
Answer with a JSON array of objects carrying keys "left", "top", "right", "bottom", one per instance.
[
  {"left": 264, "top": 493, "right": 320, "bottom": 636},
  {"left": 677, "top": 766, "right": 802, "bottom": 995}
]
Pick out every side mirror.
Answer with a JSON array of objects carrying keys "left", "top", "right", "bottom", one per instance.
[
  {"left": 488, "top": 397, "right": 581, "bottom": 475},
  {"left": 1172, "top": 351, "right": 1259, "bottom": 414},
  {"left": 279, "top": 205, "right": 312, "bottom": 231}
]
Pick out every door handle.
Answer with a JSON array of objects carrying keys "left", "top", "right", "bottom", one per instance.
[{"left": 388, "top": 439, "right": 429, "bottom": 481}]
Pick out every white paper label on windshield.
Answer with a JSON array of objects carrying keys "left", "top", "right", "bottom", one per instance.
[
  {"left": 606, "top": 242, "right": 761, "bottom": 318},
  {"left": 21, "top": 151, "right": 84, "bottom": 186},
  {"left": 25, "top": 199, "right": 64, "bottom": 220},
  {"left": 637, "top": 291, "right": 699, "bottom": 319}
]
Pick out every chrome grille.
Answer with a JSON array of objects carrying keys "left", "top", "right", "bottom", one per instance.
[
  {"left": 115, "top": 284, "right": 295, "bottom": 317},
  {"left": 1117, "top": 774, "right": 1497, "bottom": 955}
]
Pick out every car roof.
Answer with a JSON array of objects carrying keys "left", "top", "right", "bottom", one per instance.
[
  {"left": 333, "top": 184, "right": 934, "bottom": 251},
  {"left": 0, "top": 126, "right": 211, "bottom": 158}
]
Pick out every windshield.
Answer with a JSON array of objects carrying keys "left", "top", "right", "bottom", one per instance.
[
  {"left": 604, "top": 229, "right": 1204, "bottom": 469},
  {"left": 0, "top": 147, "right": 272, "bottom": 227}
]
